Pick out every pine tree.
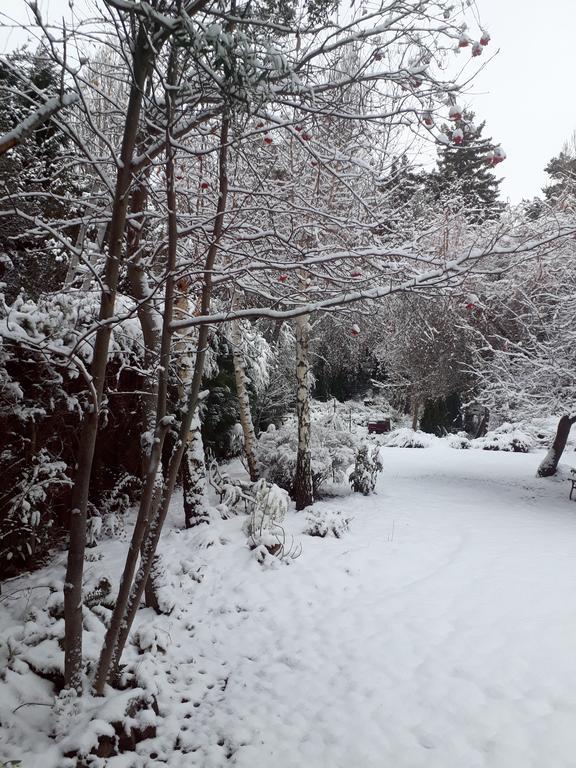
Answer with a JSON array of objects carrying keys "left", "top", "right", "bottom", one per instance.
[{"left": 427, "top": 111, "right": 504, "bottom": 222}]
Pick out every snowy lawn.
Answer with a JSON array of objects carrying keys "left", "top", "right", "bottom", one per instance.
[{"left": 3, "top": 446, "right": 576, "bottom": 767}]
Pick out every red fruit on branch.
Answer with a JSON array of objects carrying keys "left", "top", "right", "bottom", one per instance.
[
  {"left": 264, "top": 135, "right": 273, "bottom": 144},
  {"left": 350, "top": 270, "right": 362, "bottom": 277},
  {"left": 200, "top": 181, "right": 209, "bottom": 189},
  {"left": 480, "top": 31, "right": 490, "bottom": 46},
  {"left": 449, "top": 105, "right": 462, "bottom": 121},
  {"left": 278, "top": 274, "right": 288, "bottom": 282},
  {"left": 491, "top": 147, "right": 506, "bottom": 165}
]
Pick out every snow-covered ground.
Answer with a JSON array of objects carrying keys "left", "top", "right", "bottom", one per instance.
[{"left": 2, "top": 446, "right": 576, "bottom": 767}]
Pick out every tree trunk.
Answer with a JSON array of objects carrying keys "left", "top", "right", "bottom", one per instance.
[
  {"left": 63, "top": 27, "right": 154, "bottom": 692},
  {"left": 293, "top": 312, "right": 313, "bottom": 510},
  {"left": 411, "top": 398, "right": 420, "bottom": 431},
  {"left": 231, "top": 320, "right": 259, "bottom": 482},
  {"left": 182, "top": 410, "right": 209, "bottom": 528},
  {"left": 94, "top": 112, "right": 230, "bottom": 693},
  {"left": 474, "top": 407, "right": 489, "bottom": 439},
  {"left": 537, "top": 415, "right": 576, "bottom": 477},
  {"left": 125, "top": 181, "right": 163, "bottom": 465}
]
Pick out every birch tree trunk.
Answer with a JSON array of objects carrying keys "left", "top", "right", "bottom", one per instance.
[
  {"left": 182, "top": 409, "right": 209, "bottom": 528},
  {"left": 231, "top": 320, "right": 259, "bottom": 482},
  {"left": 174, "top": 291, "right": 209, "bottom": 529},
  {"left": 63, "top": 26, "right": 154, "bottom": 692},
  {"left": 292, "top": 312, "right": 313, "bottom": 510}
]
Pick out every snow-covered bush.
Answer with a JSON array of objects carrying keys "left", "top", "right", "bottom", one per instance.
[
  {"left": 471, "top": 422, "right": 534, "bottom": 453},
  {"left": 382, "top": 428, "right": 438, "bottom": 449},
  {"left": 305, "top": 508, "right": 351, "bottom": 538},
  {"left": 243, "top": 480, "right": 300, "bottom": 564},
  {"left": 255, "top": 420, "right": 357, "bottom": 496},
  {"left": 349, "top": 444, "right": 383, "bottom": 495},
  {"left": 0, "top": 448, "right": 71, "bottom": 572},
  {"left": 445, "top": 432, "right": 471, "bottom": 449},
  {"left": 243, "top": 479, "right": 289, "bottom": 538},
  {"left": 0, "top": 291, "right": 145, "bottom": 576}
]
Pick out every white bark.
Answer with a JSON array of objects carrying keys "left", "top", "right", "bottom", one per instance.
[
  {"left": 293, "top": 312, "right": 313, "bottom": 510},
  {"left": 231, "top": 320, "right": 259, "bottom": 482}
]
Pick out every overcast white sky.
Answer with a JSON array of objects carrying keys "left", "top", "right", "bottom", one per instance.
[{"left": 2, "top": 0, "right": 575, "bottom": 202}]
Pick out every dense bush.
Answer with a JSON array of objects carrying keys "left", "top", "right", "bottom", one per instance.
[
  {"left": 471, "top": 422, "right": 534, "bottom": 453},
  {"left": 255, "top": 419, "right": 357, "bottom": 498},
  {"left": 349, "top": 444, "right": 383, "bottom": 495},
  {"left": 0, "top": 292, "right": 144, "bottom": 576},
  {"left": 383, "top": 428, "right": 437, "bottom": 448}
]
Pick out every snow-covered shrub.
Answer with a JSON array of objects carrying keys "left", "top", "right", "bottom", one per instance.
[
  {"left": 0, "top": 448, "right": 71, "bottom": 572},
  {"left": 305, "top": 508, "right": 351, "bottom": 538},
  {"left": 243, "top": 479, "right": 289, "bottom": 538},
  {"left": 243, "top": 480, "right": 300, "bottom": 563},
  {"left": 255, "top": 420, "right": 357, "bottom": 497},
  {"left": 0, "top": 291, "right": 145, "bottom": 576},
  {"left": 349, "top": 444, "right": 383, "bottom": 495},
  {"left": 471, "top": 422, "right": 534, "bottom": 453},
  {"left": 445, "top": 432, "right": 471, "bottom": 449},
  {"left": 382, "top": 428, "right": 438, "bottom": 449}
]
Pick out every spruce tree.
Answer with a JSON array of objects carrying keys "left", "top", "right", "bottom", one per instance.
[{"left": 427, "top": 111, "right": 503, "bottom": 223}]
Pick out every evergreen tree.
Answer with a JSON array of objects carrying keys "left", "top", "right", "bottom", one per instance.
[
  {"left": 542, "top": 143, "right": 576, "bottom": 207},
  {"left": 427, "top": 111, "right": 504, "bottom": 222},
  {"left": 376, "top": 156, "right": 428, "bottom": 236},
  {"left": 0, "top": 49, "right": 83, "bottom": 299}
]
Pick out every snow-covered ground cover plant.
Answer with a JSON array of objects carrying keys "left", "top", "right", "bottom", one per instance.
[
  {"left": 304, "top": 507, "right": 351, "bottom": 538},
  {"left": 3, "top": 446, "right": 576, "bottom": 766}
]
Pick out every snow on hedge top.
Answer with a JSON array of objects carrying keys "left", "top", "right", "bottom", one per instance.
[
  {"left": 383, "top": 428, "right": 440, "bottom": 448},
  {"left": 471, "top": 422, "right": 534, "bottom": 453}
]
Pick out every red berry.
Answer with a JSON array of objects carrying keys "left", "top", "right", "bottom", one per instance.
[
  {"left": 278, "top": 274, "right": 288, "bottom": 282},
  {"left": 264, "top": 136, "right": 273, "bottom": 144}
]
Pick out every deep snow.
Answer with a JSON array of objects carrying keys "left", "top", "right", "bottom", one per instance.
[{"left": 2, "top": 446, "right": 576, "bottom": 767}]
